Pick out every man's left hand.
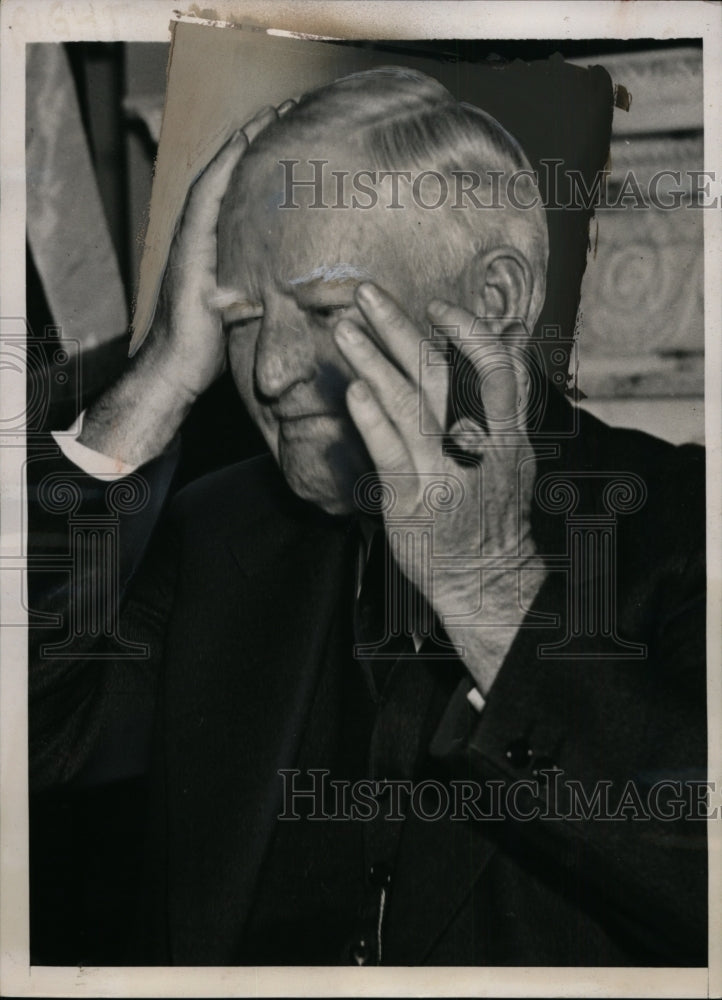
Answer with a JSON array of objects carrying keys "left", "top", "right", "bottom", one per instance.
[{"left": 334, "top": 281, "right": 547, "bottom": 696}]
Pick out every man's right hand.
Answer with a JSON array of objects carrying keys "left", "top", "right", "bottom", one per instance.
[{"left": 77, "top": 104, "right": 283, "bottom": 470}]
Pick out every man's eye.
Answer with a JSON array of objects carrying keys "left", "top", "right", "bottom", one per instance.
[{"left": 308, "top": 304, "right": 348, "bottom": 324}]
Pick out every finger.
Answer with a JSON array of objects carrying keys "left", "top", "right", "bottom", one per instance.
[
  {"left": 354, "top": 283, "right": 422, "bottom": 384},
  {"left": 428, "top": 300, "right": 527, "bottom": 435},
  {"left": 181, "top": 106, "right": 277, "bottom": 264},
  {"left": 335, "top": 319, "right": 428, "bottom": 442},
  {"left": 242, "top": 104, "right": 278, "bottom": 143},
  {"left": 425, "top": 298, "right": 486, "bottom": 431},
  {"left": 346, "top": 379, "right": 413, "bottom": 475},
  {"left": 353, "top": 282, "right": 449, "bottom": 431},
  {"left": 502, "top": 338, "right": 534, "bottom": 432},
  {"left": 182, "top": 129, "right": 248, "bottom": 257}
]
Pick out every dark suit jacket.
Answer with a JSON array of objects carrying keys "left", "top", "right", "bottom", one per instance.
[{"left": 28, "top": 388, "right": 707, "bottom": 966}]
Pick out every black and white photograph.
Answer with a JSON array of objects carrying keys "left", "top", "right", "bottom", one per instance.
[{"left": 0, "top": 1, "right": 720, "bottom": 996}]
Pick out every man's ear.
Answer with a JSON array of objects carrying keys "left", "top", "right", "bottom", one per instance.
[{"left": 462, "top": 246, "right": 535, "bottom": 335}]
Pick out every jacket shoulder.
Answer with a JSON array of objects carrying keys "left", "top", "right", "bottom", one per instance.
[{"left": 575, "top": 407, "right": 705, "bottom": 521}]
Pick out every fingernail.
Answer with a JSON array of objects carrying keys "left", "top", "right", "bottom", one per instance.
[
  {"left": 335, "top": 320, "right": 363, "bottom": 345},
  {"left": 348, "top": 379, "right": 370, "bottom": 401},
  {"left": 356, "top": 282, "right": 378, "bottom": 304},
  {"left": 428, "top": 298, "right": 451, "bottom": 314}
]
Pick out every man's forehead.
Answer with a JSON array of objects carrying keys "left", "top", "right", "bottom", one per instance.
[
  {"left": 227, "top": 184, "right": 395, "bottom": 272},
  {"left": 221, "top": 137, "right": 420, "bottom": 289}
]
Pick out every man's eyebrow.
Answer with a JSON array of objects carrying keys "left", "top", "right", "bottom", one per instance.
[{"left": 286, "top": 264, "right": 370, "bottom": 287}]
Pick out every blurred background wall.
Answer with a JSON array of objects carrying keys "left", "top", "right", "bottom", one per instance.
[{"left": 570, "top": 45, "right": 704, "bottom": 445}]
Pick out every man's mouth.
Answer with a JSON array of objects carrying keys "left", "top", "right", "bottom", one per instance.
[
  {"left": 277, "top": 413, "right": 343, "bottom": 440},
  {"left": 275, "top": 411, "right": 338, "bottom": 422}
]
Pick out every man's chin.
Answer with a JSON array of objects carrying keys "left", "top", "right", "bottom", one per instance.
[
  {"left": 283, "top": 471, "right": 358, "bottom": 516},
  {"left": 277, "top": 435, "right": 370, "bottom": 517}
]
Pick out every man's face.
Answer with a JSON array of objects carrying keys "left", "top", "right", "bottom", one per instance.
[{"left": 218, "top": 139, "right": 451, "bottom": 515}]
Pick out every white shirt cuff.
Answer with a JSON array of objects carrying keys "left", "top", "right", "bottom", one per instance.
[{"left": 52, "top": 411, "right": 139, "bottom": 480}]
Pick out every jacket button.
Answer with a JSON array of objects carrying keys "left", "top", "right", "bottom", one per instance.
[
  {"left": 369, "top": 861, "right": 392, "bottom": 887},
  {"left": 352, "top": 938, "right": 371, "bottom": 965},
  {"left": 531, "top": 755, "right": 558, "bottom": 778},
  {"left": 505, "top": 739, "right": 532, "bottom": 768}
]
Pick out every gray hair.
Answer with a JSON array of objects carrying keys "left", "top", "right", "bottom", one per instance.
[{"left": 240, "top": 67, "right": 549, "bottom": 327}]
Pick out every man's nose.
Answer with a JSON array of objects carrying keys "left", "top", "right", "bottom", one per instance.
[{"left": 253, "top": 308, "right": 316, "bottom": 400}]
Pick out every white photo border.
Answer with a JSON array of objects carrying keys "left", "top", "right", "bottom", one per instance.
[{"left": 1, "top": 2, "right": 720, "bottom": 996}]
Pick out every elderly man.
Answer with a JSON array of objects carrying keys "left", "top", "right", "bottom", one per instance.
[{"left": 29, "top": 68, "right": 706, "bottom": 966}]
